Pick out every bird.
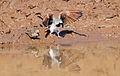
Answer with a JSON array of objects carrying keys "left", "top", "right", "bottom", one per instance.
[
  {"left": 43, "top": 45, "right": 62, "bottom": 68},
  {"left": 48, "top": 46, "right": 62, "bottom": 64},
  {"left": 39, "top": 10, "right": 83, "bottom": 38},
  {"left": 25, "top": 30, "right": 40, "bottom": 40}
]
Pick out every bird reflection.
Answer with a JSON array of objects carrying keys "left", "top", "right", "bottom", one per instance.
[
  {"left": 42, "top": 45, "right": 82, "bottom": 71},
  {"left": 43, "top": 45, "right": 63, "bottom": 69},
  {"left": 27, "top": 46, "right": 40, "bottom": 58}
]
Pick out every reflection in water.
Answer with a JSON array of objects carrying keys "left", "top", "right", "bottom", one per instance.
[
  {"left": 0, "top": 41, "right": 120, "bottom": 75},
  {"left": 27, "top": 46, "right": 40, "bottom": 58},
  {"left": 43, "top": 45, "right": 63, "bottom": 68},
  {"left": 49, "top": 46, "right": 61, "bottom": 64},
  {"left": 42, "top": 45, "right": 82, "bottom": 72},
  {"left": 26, "top": 45, "right": 82, "bottom": 71}
]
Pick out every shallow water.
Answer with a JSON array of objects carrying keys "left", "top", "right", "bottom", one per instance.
[{"left": 0, "top": 40, "right": 120, "bottom": 76}]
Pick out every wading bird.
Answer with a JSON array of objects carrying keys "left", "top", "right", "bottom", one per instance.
[{"left": 39, "top": 10, "right": 83, "bottom": 38}]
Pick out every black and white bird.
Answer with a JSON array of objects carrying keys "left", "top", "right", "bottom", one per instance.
[{"left": 39, "top": 10, "right": 83, "bottom": 38}]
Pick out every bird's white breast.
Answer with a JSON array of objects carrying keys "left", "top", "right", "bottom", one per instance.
[
  {"left": 49, "top": 15, "right": 63, "bottom": 33},
  {"left": 49, "top": 17, "right": 58, "bottom": 33},
  {"left": 50, "top": 23, "right": 56, "bottom": 33}
]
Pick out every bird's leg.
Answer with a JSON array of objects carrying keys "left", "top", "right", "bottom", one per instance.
[
  {"left": 50, "top": 33, "right": 53, "bottom": 38},
  {"left": 56, "top": 30, "right": 62, "bottom": 38}
]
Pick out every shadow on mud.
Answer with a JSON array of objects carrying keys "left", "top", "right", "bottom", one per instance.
[{"left": 45, "top": 29, "right": 87, "bottom": 38}]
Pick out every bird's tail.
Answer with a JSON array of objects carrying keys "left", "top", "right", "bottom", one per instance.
[{"left": 72, "top": 31, "right": 87, "bottom": 37}]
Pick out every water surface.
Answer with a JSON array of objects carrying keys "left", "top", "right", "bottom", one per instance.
[{"left": 0, "top": 40, "right": 120, "bottom": 76}]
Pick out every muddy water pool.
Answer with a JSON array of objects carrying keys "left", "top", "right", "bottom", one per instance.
[{"left": 0, "top": 40, "right": 120, "bottom": 76}]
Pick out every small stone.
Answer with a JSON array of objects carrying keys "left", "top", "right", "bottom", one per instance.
[
  {"left": 95, "top": 0, "right": 102, "bottom": 3},
  {"left": 25, "top": 30, "right": 40, "bottom": 40},
  {"left": 0, "top": 42, "right": 5, "bottom": 45}
]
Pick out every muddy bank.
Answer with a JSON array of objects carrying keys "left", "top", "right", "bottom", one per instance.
[{"left": 0, "top": 0, "right": 120, "bottom": 44}]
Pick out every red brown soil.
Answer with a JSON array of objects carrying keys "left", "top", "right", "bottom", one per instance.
[{"left": 0, "top": 0, "right": 120, "bottom": 45}]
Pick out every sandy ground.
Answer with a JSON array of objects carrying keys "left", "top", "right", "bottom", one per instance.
[
  {"left": 0, "top": 0, "right": 120, "bottom": 76},
  {"left": 0, "top": 0, "right": 120, "bottom": 44}
]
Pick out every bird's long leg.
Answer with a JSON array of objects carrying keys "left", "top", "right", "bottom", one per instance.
[
  {"left": 56, "top": 30, "right": 62, "bottom": 38},
  {"left": 50, "top": 33, "right": 53, "bottom": 38}
]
